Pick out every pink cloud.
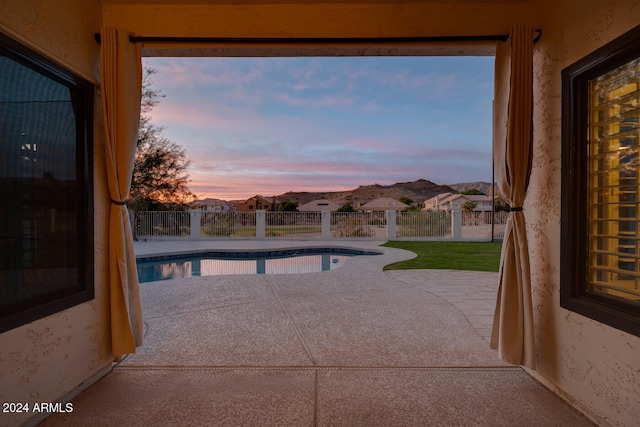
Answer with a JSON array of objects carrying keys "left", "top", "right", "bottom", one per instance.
[
  {"left": 140, "top": 57, "right": 494, "bottom": 202},
  {"left": 149, "top": 101, "right": 266, "bottom": 132},
  {"left": 186, "top": 147, "right": 490, "bottom": 200},
  {"left": 150, "top": 58, "right": 265, "bottom": 89}
]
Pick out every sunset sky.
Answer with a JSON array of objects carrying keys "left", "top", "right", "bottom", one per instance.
[{"left": 142, "top": 56, "right": 495, "bottom": 201}]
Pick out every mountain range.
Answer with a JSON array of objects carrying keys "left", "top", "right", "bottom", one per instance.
[{"left": 276, "top": 179, "right": 493, "bottom": 206}]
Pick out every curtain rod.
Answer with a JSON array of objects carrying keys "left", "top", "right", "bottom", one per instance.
[{"left": 94, "top": 31, "right": 542, "bottom": 45}]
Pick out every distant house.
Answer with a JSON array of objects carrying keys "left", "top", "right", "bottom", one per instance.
[
  {"left": 357, "top": 197, "right": 409, "bottom": 211},
  {"left": 423, "top": 192, "right": 492, "bottom": 212},
  {"left": 298, "top": 199, "right": 340, "bottom": 212},
  {"left": 423, "top": 192, "right": 456, "bottom": 210},
  {"left": 192, "top": 198, "right": 231, "bottom": 213},
  {"left": 236, "top": 195, "right": 278, "bottom": 212},
  {"left": 464, "top": 195, "right": 492, "bottom": 212}
]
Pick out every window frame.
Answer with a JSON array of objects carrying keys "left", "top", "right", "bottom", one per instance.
[
  {"left": 0, "top": 32, "right": 95, "bottom": 333},
  {"left": 561, "top": 24, "right": 640, "bottom": 337}
]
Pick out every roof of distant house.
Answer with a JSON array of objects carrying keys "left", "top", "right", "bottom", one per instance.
[
  {"left": 423, "top": 192, "right": 492, "bottom": 210},
  {"left": 465, "top": 194, "right": 491, "bottom": 203},
  {"left": 358, "top": 197, "right": 409, "bottom": 211},
  {"left": 424, "top": 192, "right": 461, "bottom": 204},
  {"left": 193, "top": 198, "right": 230, "bottom": 207},
  {"left": 298, "top": 199, "right": 340, "bottom": 211}
]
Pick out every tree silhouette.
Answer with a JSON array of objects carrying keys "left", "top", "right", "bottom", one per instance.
[
  {"left": 460, "top": 188, "right": 484, "bottom": 195},
  {"left": 278, "top": 201, "right": 298, "bottom": 211},
  {"left": 462, "top": 200, "right": 478, "bottom": 212},
  {"left": 337, "top": 202, "right": 355, "bottom": 212},
  {"left": 128, "top": 67, "right": 194, "bottom": 214}
]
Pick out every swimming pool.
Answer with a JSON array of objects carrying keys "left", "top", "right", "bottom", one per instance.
[{"left": 136, "top": 248, "right": 381, "bottom": 282}]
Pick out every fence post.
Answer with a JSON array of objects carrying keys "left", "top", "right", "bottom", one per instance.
[
  {"left": 386, "top": 210, "right": 397, "bottom": 239},
  {"left": 190, "top": 210, "right": 201, "bottom": 238},
  {"left": 128, "top": 209, "right": 137, "bottom": 238},
  {"left": 321, "top": 211, "right": 331, "bottom": 238},
  {"left": 451, "top": 209, "right": 462, "bottom": 240},
  {"left": 256, "top": 210, "right": 266, "bottom": 238}
]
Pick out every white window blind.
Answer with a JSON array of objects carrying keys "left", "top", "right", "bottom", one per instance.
[{"left": 588, "top": 57, "right": 640, "bottom": 304}]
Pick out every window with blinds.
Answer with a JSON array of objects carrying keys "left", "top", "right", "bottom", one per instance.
[
  {"left": 588, "top": 57, "right": 640, "bottom": 306},
  {"left": 562, "top": 24, "right": 640, "bottom": 337}
]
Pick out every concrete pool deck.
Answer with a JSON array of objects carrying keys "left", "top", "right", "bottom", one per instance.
[{"left": 39, "top": 239, "right": 593, "bottom": 426}]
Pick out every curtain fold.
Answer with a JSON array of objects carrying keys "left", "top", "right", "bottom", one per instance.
[
  {"left": 100, "top": 27, "right": 144, "bottom": 357},
  {"left": 491, "top": 25, "right": 536, "bottom": 369}
]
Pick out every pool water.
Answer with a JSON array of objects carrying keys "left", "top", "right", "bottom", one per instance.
[{"left": 137, "top": 248, "right": 379, "bottom": 282}]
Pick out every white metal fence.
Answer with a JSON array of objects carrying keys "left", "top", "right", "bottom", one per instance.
[
  {"left": 133, "top": 209, "right": 510, "bottom": 241},
  {"left": 330, "top": 212, "right": 387, "bottom": 238},
  {"left": 265, "top": 211, "right": 322, "bottom": 238},
  {"left": 135, "top": 211, "right": 191, "bottom": 237},
  {"left": 200, "top": 212, "right": 256, "bottom": 237},
  {"left": 396, "top": 211, "right": 451, "bottom": 238},
  {"left": 463, "top": 211, "right": 508, "bottom": 240}
]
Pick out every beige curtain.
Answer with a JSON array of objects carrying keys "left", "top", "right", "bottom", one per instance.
[
  {"left": 491, "top": 25, "right": 536, "bottom": 369},
  {"left": 100, "top": 27, "right": 144, "bottom": 358}
]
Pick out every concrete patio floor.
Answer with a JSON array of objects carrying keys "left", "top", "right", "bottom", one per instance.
[{"left": 39, "top": 240, "right": 593, "bottom": 426}]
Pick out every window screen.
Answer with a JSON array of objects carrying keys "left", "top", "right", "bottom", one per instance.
[{"left": 0, "top": 33, "right": 94, "bottom": 332}]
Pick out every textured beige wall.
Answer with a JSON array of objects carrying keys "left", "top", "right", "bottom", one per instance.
[
  {"left": 0, "top": 0, "right": 101, "bottom": 82},
  {"left": 102, "top": 1, "right": 534, "bottom": 39},
  {"left": 529, "top": 0, "right": 640, "bottom": 425},
  {"left": 0, "top": 1, "right": 112, "bottom": 426},
  {"left": 101, "top": 2, "right": 535, "bottom": 58}
]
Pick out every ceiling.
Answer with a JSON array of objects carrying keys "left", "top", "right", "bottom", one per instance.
[{"left": 102, "top": 0, "right": 527, "bottom": 4}]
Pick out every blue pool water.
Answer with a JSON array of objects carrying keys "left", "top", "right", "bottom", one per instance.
[{"left": 137, "top": 248, "right": 380, "bottom": 282}]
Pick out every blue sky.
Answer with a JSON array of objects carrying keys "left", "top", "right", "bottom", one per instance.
[{"left": 143, "top": 56, "right": 495, "bottom": 200}]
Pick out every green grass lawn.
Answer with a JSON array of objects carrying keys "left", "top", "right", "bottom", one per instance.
[
  {"left": 265, "top": 225, "right": 322, "bottom": 235},
  {"left": 382, "top": 241, "right": 503, "bottom": 272}
]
